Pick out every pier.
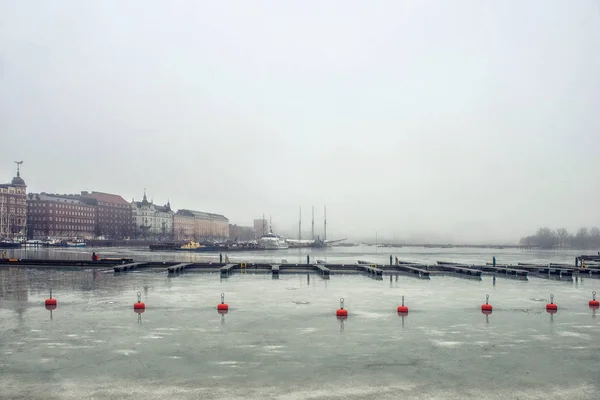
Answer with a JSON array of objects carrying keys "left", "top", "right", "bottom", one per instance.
[{"left": 2, "top": 254, "right": 600, "bottom": 283}]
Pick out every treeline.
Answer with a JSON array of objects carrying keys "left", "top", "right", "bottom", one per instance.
[{"left": 520, "top": 227, "right": 600, "bottom": 249}]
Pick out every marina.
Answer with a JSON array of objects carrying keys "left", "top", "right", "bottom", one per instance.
[
  {"left": 1, "top": 249, "right": 599, "bottom": 400},
  {"left": 1, "top": 246, "right": 600, "bottom": 400}
]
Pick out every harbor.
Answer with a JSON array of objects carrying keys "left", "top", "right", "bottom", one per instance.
[{"left": 1, "top": 250, "right": 599, "bottom": 400}]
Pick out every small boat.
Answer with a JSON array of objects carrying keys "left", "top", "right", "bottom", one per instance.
[
  {"left": 66, "top": 241, "right": 86, "bottom": 247},
  {"left": 180, "top": 240, "right": 201, "bottom": 250},
  {"left": 25, "top": 240, "right": 44, "bottom": 247},
  {"left": 0, "top": 240, "right": 21, "bottom": 249}
]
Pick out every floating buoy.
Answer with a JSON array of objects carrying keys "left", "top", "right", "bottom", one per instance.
[
  {"left": 546, "top": 294, "right": 557, "bottom": 313},
  {"left": 133, "top": 292, "right": 145, "bottom": 310},
  {"left": 589, "top": 291, "right": 599, "bottom": 308},
  {"left": 336, "top": 298, "right": 348, "bottom": 318},
  {"left": 397, "top": 295, "right": 408, "bottom": 314},
  {"left": 481, "top": 294, "right": 492, "bottom": 314},
  {"left": 45, "top": 289, "right": 57, "bottom": 307},
  {"left": 217, "top": 293, "right": 229, "bottom": 312}
]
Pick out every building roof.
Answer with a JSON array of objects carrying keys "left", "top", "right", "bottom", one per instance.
[
  {"left": 11, "top": 176, "right": 25, "bottom": 186},
  {"left": 28, "top": 192, "right": 98, "bottom": 206},
  {"left": 81, "top": 191, "right": 129, "bottom": 205},
  {"left": 155, "top": 204, "right": 173, "bottom": 213},
  {"left": 176, "top": 209, "right": 228, "bottom": 221}
]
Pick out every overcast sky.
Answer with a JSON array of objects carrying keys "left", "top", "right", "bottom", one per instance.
[{"left": 1, "top": 1, "right": 599, "bottom": 243}]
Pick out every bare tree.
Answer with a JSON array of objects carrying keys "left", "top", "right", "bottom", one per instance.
[{"left": 556, "top": 228, "right": 570, "bottom": 248}]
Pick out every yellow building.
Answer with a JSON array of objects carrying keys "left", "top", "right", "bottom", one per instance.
[{"left": 174, "top": 209, "right": 229, "bottom": 241}]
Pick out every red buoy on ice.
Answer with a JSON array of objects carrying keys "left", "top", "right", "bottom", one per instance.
[
  {"left": 589, "top": 291, "right": 599, "bottom": 308},
  {"left": 217, "top": 293, "right": 229, "bottom": 312},
  {"left": 336, "top": 298, "right": 348, "bottom": 318},
  {"left": 45, "top": 289, "right": 57, "bottom": 307},
  {"left": 133, "top": 291, "right": 145, "bottom": 310},
  {"left": 397, "top": 295, "right": 409, "bottom": 314},
  {"left": 546, "top": 294, "right": 557, "bottom": 313},
  {"left": 481, "top": 294, "right": 492, "bottom": 314}
]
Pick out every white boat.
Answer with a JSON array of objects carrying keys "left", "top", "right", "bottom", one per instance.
[
  {"left": 66, "top": 241, "right": 86, "bottom": 247},
  {"left": 258, "top": 231, "right": 289, "bottom": 250},
  {"left": 24, "top": 240, "right": 44, "bottom": 247}
]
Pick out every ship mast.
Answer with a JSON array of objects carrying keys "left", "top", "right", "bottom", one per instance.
[
  {"left": 311, "top": 205, "right": 314, "bottom": 240},
  {"left": 324, "top": 205, "right": 327, "bottom": 242},
  {"left": 298, "top": 206, "right": 302, "bottom": 240}
]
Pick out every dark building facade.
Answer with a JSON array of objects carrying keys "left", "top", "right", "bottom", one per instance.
[
  {"left": 0, "top": 165, "right": 27, "bottom": 238},
  {"left": 81, "top": 191, "right": 132, "bottom": 239},
  {"left": 27, "top": 193, "right": 97, "bottom": 239}
]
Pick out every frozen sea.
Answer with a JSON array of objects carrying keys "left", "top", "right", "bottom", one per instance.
[{"left": 1, "top": 246, "right": 599, "bottom": 399}]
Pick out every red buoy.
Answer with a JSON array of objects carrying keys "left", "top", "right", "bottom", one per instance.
[
  {"left": 546, "top": 293, "right": 557, "bottom": 313},
  {"left": 481, "top": 294, "right": 492, "bottom": 314},
  {"left": 45, "top": 304, "right": 57, "bottom": 311},
  {"left": 45, "top": 289, "right": 57, "bottom": 307},
  {"left": 134, "top": 308, "right": 145, "bottom": 314},
  {"left": 336, "top": 297, "right": 348, "bottom": 318},
  {"left": 589, "top": 291, "right": 599, "bottom": 308},
  {"left": 397, "top": 295, "right": 409, "bottom": 314},
  {"left": 133, "top": 291, "right": 145, "bottom": 310},
  {"left": 218, "top": 293, "right": 229, "bottom": 311},
  {"left": 336, "top": 308, "right": 348, "bottom": 317}
]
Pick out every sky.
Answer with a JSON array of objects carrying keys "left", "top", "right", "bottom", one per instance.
[{"left": 1, "top": 1, "right": 599, "bottom": 244}]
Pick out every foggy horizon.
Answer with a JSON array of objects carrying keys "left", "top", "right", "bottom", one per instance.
[{"left": 2, "top": 1, "right": 599, "bottom": 244}]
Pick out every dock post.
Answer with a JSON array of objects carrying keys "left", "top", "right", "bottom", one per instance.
[
  {"left": 575, "top": 257, "right": 578, "bottom": 268},
  {"left": 220, "top": 254, "right": 223, "bottom": 264},
  {"left": 493, "top": 256, "right": 496, "bottom": 267},
  {"left": 390, "top": 255, "right": 393, "bottom": 265},
  {"left": 307, "top": 255, "right": 310, "bottom": 264}
]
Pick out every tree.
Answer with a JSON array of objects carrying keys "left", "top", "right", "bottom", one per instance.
[
  {"left": 574, "top": 227, "right": 590, "bottom": 249},
  {"left": 534, "top": 227, "right": 558, "bottom": 249},
  {"left": 590, "top": 227, "right": 600, "bottom": 249},
  {"left": 556, "top": 228, "right": 570, "bottom": 248}
]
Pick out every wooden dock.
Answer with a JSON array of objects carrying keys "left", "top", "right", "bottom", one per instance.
[
  {"left": 387, "top": 264, "right": 431, "bottom": 279},
  {"left": 436, "top": 263, "right": 483, "bottom": 278},
  {"left": 113, "top": 262, "right": 148, "bottom": 272},
  {"left": 6, "top": 254, "right": 600, "bottom": 284},
  {"left": 167, "top": 263, "right": 193, "bottom": 274}
]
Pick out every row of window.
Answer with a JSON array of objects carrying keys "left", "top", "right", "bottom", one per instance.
[
  {"left": 30, "top": 216, "right": 93, "bottom": 224},
  {"left": 35, "top": 226, "right": 94, "bottom": 233},
  {"left": 29, "top": 209, "right": 93, "bottom": 217},
  {"left": 0, "top": 197, "right": 26, "bottom": 205},
  {"left": 0, "top": 188, "right": 25, "bottom": 194}
]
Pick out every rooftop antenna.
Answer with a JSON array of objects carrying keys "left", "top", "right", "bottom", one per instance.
[
  {"left": 298, "top": 206, "right": 302, "bottom": 240},
  {"left": 311, "top": 205, "right": 315, "bottom": 240},
  {"left": 324, "top": 205, "right": 327, "bottom": 242},
  {"left": 262, "top": 213, "right": 265, "bottom": 237},
  {"left": 269, "top": 216, "right": 272, "bottom": 232}
]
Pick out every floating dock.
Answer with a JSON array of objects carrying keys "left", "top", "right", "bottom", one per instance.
[{"left": 3, "top": 255, "right": 600, "bottom": 282}]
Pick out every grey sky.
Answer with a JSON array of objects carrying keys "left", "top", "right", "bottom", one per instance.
[{"left": 1, "top": 1, "right": 599, "bottom": 243}]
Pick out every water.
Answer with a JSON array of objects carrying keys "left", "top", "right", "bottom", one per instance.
[{"left": 1, "top": 247, "right": 599, "bottom": 399}]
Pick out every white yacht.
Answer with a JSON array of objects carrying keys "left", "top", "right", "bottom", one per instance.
[{"left": 258, "top": 231, "right": 289, "bottom": 250}]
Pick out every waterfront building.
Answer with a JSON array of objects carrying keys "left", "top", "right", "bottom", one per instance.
[
  {"left": 131, "top": 191, "right": 173, "bottom": 239},
  {"left": 229, "top": 224, "right": 255, "bottom": 241},
  {"left": 81, "top": 191, "right": 132, "bottom": 239},
  {"left": 176, "top": 209, "right": 229, "bottom": 241},
  {"left": 173, "top": 210, "right": 195, "bottom": 241},
  {"left": 253, "top": 218, "right": 268, "bottom": 239},
  {"left": 27, "top": 193, "right": 97, "bottom": 239},
  {"left": 0, "top": 163, "right": 27, "bottom": 239}
]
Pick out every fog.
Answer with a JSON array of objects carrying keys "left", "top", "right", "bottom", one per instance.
[{"left": 1, "top": 1, "right": 599, "bottom": 244}]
